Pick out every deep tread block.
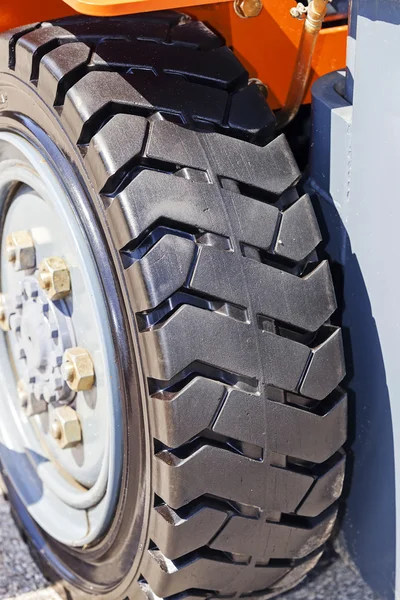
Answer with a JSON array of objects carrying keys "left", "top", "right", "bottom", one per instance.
[
  {"left": 154, "top": 446, "right": 314, "bottom": 513},
  {"left": 37, "top": 42, "right": 91, "bottom": 105},
  {"left": 138, "top": 581, "right": 209, "bottom": 600},
  {"left": 300, "top": 328, "right": 345, "bottom": 400},
  {"left": 141, "top": 306, "right": 311, "bottom": 390},
  {"left": 270, "top": 552, "right": 323, "bottom": 591},
  {"left": 145, "top": 119, "right": 209, "bottom": 170},
  {"left": 107, "top": 172, "right": 230, "bottom": 250},
  {"left": 128, "top": 235, "right": 196, "bottom": 313},
  {"left": 59, "top": 17, "right": 171, "bottom": 43},
  {"left": 85, "top": 113, "right": 148, "bottom": 192},
  {"left": 151, "top": 377, "right": 225, "bottom": 447},
  {"left": 275, "top": 194, "right": 322, "bottom": 261},
  {"left": 296, "top": 455, "right": 346, "bottom": 517},
  {"left": 169, "top": 20, "right": 223, "bottom": 50},
  {"left": 146, "top": 120, "right": 300, "bottom": 194},
  {"left": 211, "top": 509, "right": 336, "bottom": 560},
  {"left": 15, "top": 26, "right": 76, "bottom": 81},
  {"left": 63, "top": 69, "right": 230, "bottom": 144},
  {"left": 94, "top": 40, "right": 247, "bottom": 90},
  {"left": 0, "top": 23, "right": 40, "bottom": 70},
  {"left": 127, "top": 71, "right": 228, "bottom": 127},
  {"left": 61, "top": 71, "right": 152, "bottom": 143},
  {"left": 150, "top": 503, "right": 228, "bottom": 560},
  {"left": 205, "top": 134, "right": 300, "bottom": 195},
  {"left": 228, "top": 83, "right": 276, "bottom": 142},
  {"left": 260, "top": 332, "right": 312, "bottom": 392},
  {"left": 190, "top": 249, "right": 337, "bottom": 332},
  {"left": 213, "top": 389, "right": 347, "bottom": 463},
  {"left": 107, "top": 171, "right": 282, "bottom": 253},
  {"left": 229, "top": 192, "right": 280, "bottom": 250},
  {"left": 142, "top": 549, "right": 290, "bottom": 597},
  {"left": 264, "top": 393, "right": 347, "bottom": 463},
  {"left": 212, "top": 389, "right": 266, "bottom": 447}
]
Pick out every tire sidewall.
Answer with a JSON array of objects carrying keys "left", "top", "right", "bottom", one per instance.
[{"left": 0, "top": 70, "right": 151, "bottom": 600}]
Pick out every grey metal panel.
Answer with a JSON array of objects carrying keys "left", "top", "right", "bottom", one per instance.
[{"left": 310, "top": 2, "right": 400, "bottom": 597}]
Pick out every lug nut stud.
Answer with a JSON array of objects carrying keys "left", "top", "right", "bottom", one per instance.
[
  {"left": 39, "top": 270, "right": 52, "bottom": 290},
  {"left": 62, "top": 360, "right": 75, "bottom": 383},
  {"left": 6, "top": 244, "right": 16, "bottom": 263},
  {"left": 51, "top": 420, "right": 62, "bottom": 441}
]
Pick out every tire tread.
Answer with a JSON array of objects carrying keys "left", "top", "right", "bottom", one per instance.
[{"left": 0, "top": 13, "right": 347, "bottom": 600}]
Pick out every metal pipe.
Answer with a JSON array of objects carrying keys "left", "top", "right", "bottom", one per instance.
[{"left": 276, "top": 0, "right": 329, "bottom": 129}]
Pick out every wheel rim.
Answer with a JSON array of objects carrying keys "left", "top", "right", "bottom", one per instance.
[{"left": 0, "top": 131, "right": 124, "bottom": 547}]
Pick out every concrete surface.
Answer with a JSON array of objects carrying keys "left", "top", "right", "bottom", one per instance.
[
  {"left": 0, "top": 494, "right": 62, "bottom": 600},
  {"left": 0, "top": 493, "right": 375, "bottom": 600},
  {"left": 277, "top": 551, "right": 376, "bottom": 600}
]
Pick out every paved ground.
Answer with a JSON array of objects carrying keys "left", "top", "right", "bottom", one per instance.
[
  {"left": 0, "top": 493, "right": 375, "bottom": 600},
  {"left": 277, "top": 552, "right": 376, "bottom": 600},
  {"left": 0, "top": 495, "right": 58, "bottom": 600}
]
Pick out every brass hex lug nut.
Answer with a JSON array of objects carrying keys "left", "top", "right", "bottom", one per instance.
[
  {"left": 38, "top": 257, "right": 71, "bottom": 301},
  {"left": 50, "top": 405, "right": 82, "bottom": 449},
  {"left": 62, "top": 347, "right": 95, "bottom": 392},
  {"left": 6, "top": 230, "right": 36, "bottom": 271},
  {"left": 234, "top": 0, "right": 262, "bottom": 18},
  {"left": 0, "top": 293, "right": 9, "bottom": 332}
]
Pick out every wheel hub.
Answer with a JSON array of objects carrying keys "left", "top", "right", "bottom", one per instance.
[
  {"left": 10, "top": 276, "right": 76, "bottom": 409},
  {"left": 0, "top": 131, "right": 123, "bottom": 547}
]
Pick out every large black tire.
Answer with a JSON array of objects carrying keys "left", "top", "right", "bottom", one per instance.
[{"left": 0, "top": 12, "right": 347, "bottom": 600}]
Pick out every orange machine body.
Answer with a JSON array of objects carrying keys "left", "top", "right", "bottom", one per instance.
[{"left": 0, "top": 0, "right": 346, "bottom": 108}]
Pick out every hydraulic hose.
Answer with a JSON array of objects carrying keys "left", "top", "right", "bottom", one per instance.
[{"left": 277, "top": 0, "right": 330, "bottom": 129}]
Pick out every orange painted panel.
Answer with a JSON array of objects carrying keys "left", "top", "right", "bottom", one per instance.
[{"left": 64, "top": 0, "right": 229, "bottom": 16}]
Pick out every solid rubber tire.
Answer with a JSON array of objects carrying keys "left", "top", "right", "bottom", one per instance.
[{"left": 0, "top": 11, "right": 347, "bottom": 600}]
